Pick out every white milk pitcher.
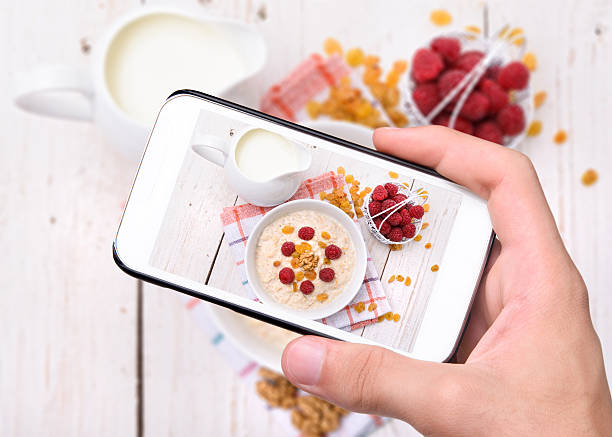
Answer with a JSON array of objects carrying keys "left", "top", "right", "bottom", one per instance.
[
  {"left": 192, "top": 128, "right": 312, "bottom": 206},
  {"left": 13, "top": 5, "right": 266, "bottom": 162}
]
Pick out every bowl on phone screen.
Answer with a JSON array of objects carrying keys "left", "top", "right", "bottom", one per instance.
[{"left": 245, "top": 199, "right": 367, "bottom": 320}]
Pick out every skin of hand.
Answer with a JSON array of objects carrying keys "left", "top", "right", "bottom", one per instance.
[{"left": 281, "top": 126, "right": 612, "bottom": 436}]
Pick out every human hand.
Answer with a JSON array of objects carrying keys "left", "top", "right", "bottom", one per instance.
[{"left": 282, "top": 126, "right": 612, "bottom": 436}]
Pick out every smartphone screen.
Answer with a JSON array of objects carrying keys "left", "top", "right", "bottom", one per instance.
[{"left": 115, "top": 91, "right": 494, "bottom": 362}]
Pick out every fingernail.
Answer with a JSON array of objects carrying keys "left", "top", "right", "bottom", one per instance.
[{"left": 284, "top": 336, "right": 326, "bottom": 386}]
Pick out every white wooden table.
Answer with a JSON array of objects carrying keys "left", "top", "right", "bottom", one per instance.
[{"left": 2, "top": 1, "right": 611, "bottom": 436}]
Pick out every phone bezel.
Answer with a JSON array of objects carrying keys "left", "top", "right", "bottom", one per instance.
[{"left": 113, "top": 90, "right": 495, "bottom": 362}]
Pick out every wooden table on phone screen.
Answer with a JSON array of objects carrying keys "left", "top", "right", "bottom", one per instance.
[{"left": 3, "top": 1, "right": 611, "bottom": 436}]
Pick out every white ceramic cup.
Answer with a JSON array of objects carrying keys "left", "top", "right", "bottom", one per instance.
[
  {"left": 13, "top": 5, "right": 267, "bottom": 162},
  {"left": 191, "top": 127, "right": 312, "bottom": 206}
]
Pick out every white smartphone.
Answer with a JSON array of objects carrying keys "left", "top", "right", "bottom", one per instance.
[{"left": 114, "top": 91, "right": 494, "bottom": 362}]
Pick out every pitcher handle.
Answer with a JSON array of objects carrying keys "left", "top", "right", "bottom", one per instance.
[
  {"left": 13, "top": 65, "right": 93, "bottom": 121},
  {"left": 191, "top": 133, "right": 229, "bottom": 167}
]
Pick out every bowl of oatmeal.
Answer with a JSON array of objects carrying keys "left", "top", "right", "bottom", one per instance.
[{"left": 245, "top": 199, "right": 367, "bottom": 320}]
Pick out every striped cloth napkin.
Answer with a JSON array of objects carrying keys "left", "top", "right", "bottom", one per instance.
[{"left": 220, "top": 171, "right": 391, "bottom": 330}]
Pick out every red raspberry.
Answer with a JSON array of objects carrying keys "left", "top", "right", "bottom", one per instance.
[
  {"left": 411, "top": 48, "right": 444, "bottom": 83},
  {"left": 485, "top": 64, "right": 501, "bottom": 81},
  {"left": 400, "top": 208, "right": 412, "bottom": 225},
  {"left": 381, "top": 199, "right": 397, "bottom": 214},
  {"left": 402, "top": 223, "right": 417, "bottom": 239},
  {"left": 478, "top": 79, "right": 508, "bottom": 114},
  {"left": 437, "top": 69, "right": 466, "bottom": 102},
  {"left": 388, "top": 212, "right": 402, "bottom": 226},
  {"left": 298, "top": 226, "right": 315, "bottom": 240},
  {"left": 388, "top": 227, "right": 404, "bottom": 242},
  {"left": 368, "top": 200, "right": 382, "bottom": 216},
  {"left": 409, "top": 205, "right": 425, "bottom": 219},
  {"left": 319, "top": 268, "right": 335, "bottom": 282},
  {"left": 393, "top": 193, "right": 408, "bottom": 204},
  {"left": 300, "top": 280, "right": 314, "bottom": 295},
  {"left": 378, "top": 220, "right": 391, "bottom": 236},
  {"left": 459, "top": 91, "right": 490, "bottom": 121},
  {"left": 412, "top": 83, "right": 440, "bottom": 116},
  {"left": 373, "top": 217, "right": 382, "bottom": 228},
  {"left": 474, "top": 120, "right": 503, "bottom": 144},
  {"left": 496, "top": 104, "right": 525, "bottom": 135},
  {"left": 454, "top": 50, "right": 484, "bottom": 72},
  {"left": 281, "top": 242, "right": 295, "bottom": 256},
  {"left": 384, "top": 183, "right": 399, "bottom": 197},
  {"left": 278, "top": 267, "right": 295, "bottom": 284},
  {"left": 430, "top": 37, "right": 461, "bottom": 64},
  {"left": 432, "top": 113, "right": 474, "bottom": 135},
  {"left": 497, "top": 61, "right": 529, "bottom": 90},
  {"left": 325, "top": 244, "right": 342, "bottom": 260},
  {"left": 372, "top": 185, "right": 388, "bottom": 201}
]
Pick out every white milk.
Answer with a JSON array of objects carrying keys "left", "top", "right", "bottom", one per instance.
[
  {"left": 105, "top": 13, "right": 247, "bottom": 124},
  {"left": 234, "top": 129, "right": 300, "bottom": 181}
]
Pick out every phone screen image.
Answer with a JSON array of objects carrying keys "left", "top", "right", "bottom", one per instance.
[{"left": 116, "top": 92, "right": 493, "bottom": 361}]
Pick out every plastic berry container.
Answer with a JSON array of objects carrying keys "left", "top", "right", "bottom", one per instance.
[
  {"left": 403, "top": 29, "right": 533, "bottom": 149},
  {"left": 362, "top": 182, "right": 428, "bottom": 245}
]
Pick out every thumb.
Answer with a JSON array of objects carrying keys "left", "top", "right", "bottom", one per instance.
[{"left": 282, "top": 336, "right": 482, "bottom": 433}]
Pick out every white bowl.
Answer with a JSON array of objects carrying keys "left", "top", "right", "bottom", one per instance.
[{"left": 245, "top": 199, "right": 367, "bottom": 320}]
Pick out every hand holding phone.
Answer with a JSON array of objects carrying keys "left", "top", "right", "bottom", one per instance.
[{"left": 281, "top": 126, "right": 612, "bottom": 436}]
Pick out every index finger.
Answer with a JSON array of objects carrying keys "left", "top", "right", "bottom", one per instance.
[{"left": 373, "top": 126, "right": 562, "bottom": 249}]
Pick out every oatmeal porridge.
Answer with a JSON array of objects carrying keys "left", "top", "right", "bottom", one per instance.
[{"left": 255, "top": 210, "right": 356, "bottom": 309}]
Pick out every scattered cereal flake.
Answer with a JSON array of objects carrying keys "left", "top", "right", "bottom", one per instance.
[
  {"left": 508, "top": 27, "right": 524, "bottom": 38},
  {"left": 316, "top": 293, "right": 328, "bottom": 302},
  {"left": 424, "top": 243, "right": 432, "bottom": 249},
  {"left": 393, "top": 313, "right": 401, "bottom": 322},
  {"left": 430, "top": 9, "right": 452, "bottom": 26},
  {"left": 384, "top": 312, "right": 393, "bottom": 320},
  {"left": 527, "top": 121, "right": 542, "bottom": 137},
  {"left": 390, "top": 244, "right": 403, "bottom": 251},
  {"left": 367, "top": 303, "right": 378, "bottom": 312},
  {"left": 388, "top": 171, "right": 399, "bottom": 179},
  {"left": 554, "top": 130, "right": 568, "bottom": 144},
  {"left": 431, "top": 264, "right": 440, "bottom": 272},
  {"left": 513, "top": 37, "right": 525, "bottom": 46},
  {"left": 355, "top": 302, "right": 366, "bottom": 313},
  {"left": 318, "top": 241, "right": 327, "bottom": 249},
  {"left": 421, "top": 222, "right": 429, "bottom": 230},
  {"left": 295, "top": 271, "right": 304, "bottom": 281},
  {"left": 292, "top": 282, "right": 298, "bottom": 292},
  {"left": 321, "top": 231, "right": 330, "bottom": 239},
  {"left": 534, "top": 91, "right": 547, "bottom": 108},
  {"left": 465, "top": 25, "right": 481, "bottom": 34},
  {"left": 345, "top": 174, "right": 354, "bottom": 183},
  {"left": 282, "top": 225, "right": 294, "bottom": 234},
  {"left": 337, "top": 166, "right": 345, "bottom": 175},
  {"left": 387, "top": 275, "right": 396, "bottom": 283},
  {"left": 423, "top": 204, "right": 430, "bottom": 212},
  {"left": 498, "top": 25, "right": 510, "bottom": 38},
  {"left": 323, "top": 37, "right": 342, "bottom": 56},
  {"left": 273, "top": 260, "right": 281, "bottom": 267},
  {"left": 345, "top": 47, "right": 364, "bottom": 67},
  {"left": 414, "top": 235, "right": 422, "bottom": 242},
  {"left": 581, "top": 169, "right": 598, "bottom": 186},
  {"left": 377, "top": 315, "right": 385, "bottom": 322},
  {"left": 319, "top": 192, "right": 327, "bottom": 200},
  {"left": 404, "top": 276, "right": 411, "bottom": 286},
  {"left": 522, "top": 52, "right": 537, "bottom": 71},
  {"left": 323, "top": 257, "right": 331, "bottom": 264},
  {"left": 396, "top": 274, "right": 405, "bottom": 282}
]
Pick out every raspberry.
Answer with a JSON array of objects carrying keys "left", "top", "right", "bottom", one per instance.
[
  {"left": 368, "top": 200, "right": 382, "bottom": 216},
  {"left": 384, "top": 183, "right": 399, "bottom": 197},
  {"left": 437, "top": 69, "right": 466, "bottom": 102},
  {"left": 388, "top": 212, "right": 402, "bottom": 226},
  {"left": 300, "top": 280, "right": 314, "bottom": 295},
  {"left": 373, "top": 217, "right": 382, "bottom": 228},
  {"left": 411, "top": 48, "right": 444, "bottom": 83},
  {"left": 485, "top": 64, "right": 501, "bottom": 81},
  {"left": 393, "top": 193, "right": 408, "bottom": 204},
  {"left": 478, "top": 79, "right": 508, "bottom": 114},
  {"left": 400, "top": 208, "right": 412, "bottom": 225},
  {"left": 298, "top": 226, "right": 315, "bottom": 240},
  {"left": 430, "top": 37, "right": 461, "bottom": 64},
  {"left": 402, "top": 223, "right": 417, "bottom": 239},
  {"left": 496, "top": 104, "right": 525, "bottom": 135},
  {"left": 497, "top": 61, "right": 529, "bottom": 90},
  {"left": 325, "top": 244, "right": 342, "bottom": 260},
  {"left": 378, "top": 220, "right": 391, "bottom": 236},
  {"left": 454, "top": 50, "right": 484, "bottom": 72},
  {"left": 459, "top": 91, "right": 490, "bottom": 121},
  {"left": 412, "top": 83, "right": 440, "bottom": 116},
  {"left": 371, "top": 185, "right": 388, "bottom": 201},
  {"left": 381, "top": 199, "right": 397, "bottom": 214},
  {"left": 281, "top": 242, "right": 295, "bottom": 256},
  {"left": 388, "top": 227, "right": 404, "bottom": 242},
  {"left": 474, "top": 120, "right": 503, "bottom": 144},
  {"left": 319, "top": 268, "right": 335, "bottom": 282},
  {"left": 432, "top": 113, "right": 474, "bottom": 135},
  {"left": 278, "top": 267, "right": 295, "bottom": 284},
  {"left": 409, "top": 205, "right": 425, "bottom": 219}
]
